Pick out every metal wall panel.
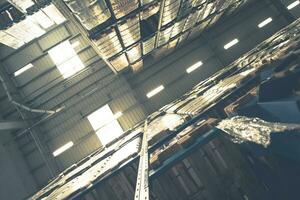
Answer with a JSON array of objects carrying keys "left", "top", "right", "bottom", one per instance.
[
  {"left": 0, "top": 20, "right": 146, "bottom": 187},
  {"left": 3, "top": 43, "right": 43, "bottom": 74},
  {"left": 38, "top": 25, "right": 70, "bottom": 51}
]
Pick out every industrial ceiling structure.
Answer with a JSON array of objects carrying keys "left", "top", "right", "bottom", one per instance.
[
  {"left": 0, "top": 0, "right": 248, "bottom": 73},
  {"left": 0, "top": 0, "right": 299, "bottom": 199}
]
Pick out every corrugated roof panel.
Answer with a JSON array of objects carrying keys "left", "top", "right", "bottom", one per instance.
[{"left": 38, "top": 25, "right": 70, "bottom": 51}]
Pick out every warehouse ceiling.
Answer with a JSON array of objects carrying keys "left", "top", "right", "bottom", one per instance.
[
  {"left": 0, "top": 0, "right": 249, "bottom": 73},
  {"left": 0, "top": 0, "right": 299, "bottom": 191}
]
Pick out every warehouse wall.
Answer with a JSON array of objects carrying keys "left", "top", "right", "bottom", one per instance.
[
  {"left": 0, "top": 131, "right": 37, "bottom": 200},
  {"left": 127, "top": 0, "right": 292, "bottom": 115},
  {"left": 0, "top": 20, "right": 146, "bottom": 187}
]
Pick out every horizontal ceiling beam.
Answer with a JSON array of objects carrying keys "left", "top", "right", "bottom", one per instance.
[{"left": 0, "top": 120, "right": 27, "bottom": 130}]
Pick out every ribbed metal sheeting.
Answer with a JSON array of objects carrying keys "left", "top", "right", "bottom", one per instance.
[
  {"left": 93, "top": 27, "right": 123, "bottom": 59},
  {"left": 63, "top": 0, "right": 111, "bottom": 30}
]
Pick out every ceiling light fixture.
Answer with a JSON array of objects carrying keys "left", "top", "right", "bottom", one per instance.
[
  {"left": 258, "top": 17, "right": 273, "bottom": 28},
  {"left": 287, "top": 1, "right": 299, "bottom": 10},
  {"left": 53, "top": 141, "right": 74, "bottom": 157},
  {"left": 186, "top": 61, "right": 203, "bottom": 73},
  {"left": 14, "top": 63, "right": 34, "bottom": 77},
  {"left": 224, "top": 38, "right": 239, "bottom": 50},
  {"left": 147, "top": 85, "right": 164, "bottom": 98}
]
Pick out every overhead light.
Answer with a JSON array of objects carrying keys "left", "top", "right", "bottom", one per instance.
[
  {"left": 53, "top": 141, "right": 74, "bottom": 157},
  {"left": 14, "top": 63, "right": 34, "bottom": 76},
  {"left": 224, "top": 38, "right": 239, "bottom": 50},
  {"left": 258, "top": 17, "right": 273, "bottom": 28},
  {"left": 287, "top": 1, "right": 299, "bottom": 10},
  {"left": 186, "top": 61, "right": 203, "bottom": 73},
  {"left": 147, "top": 85, "right": 164, "bottom": 98}
]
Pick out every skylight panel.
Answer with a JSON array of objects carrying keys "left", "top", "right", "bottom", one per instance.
[
  {"left": 48, "top": 40, "right": 84, "bottom": 78},
  {"left": 87, "top": 104, "right": 123, "bottom": 146}
]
